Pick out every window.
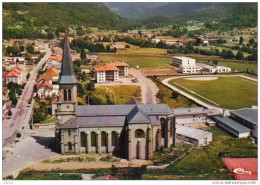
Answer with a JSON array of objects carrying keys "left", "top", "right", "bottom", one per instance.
[
  {"left": 64, "top": 89, "right": 67, "bottom": 101},
  {"left": 101, "top": 131, "right": 107, "bottom": 146},
  {"left": 160, "top": 118, "right": 166, "bottom": 138},
  {"left": 68, "top": 142, "right": 72, "bottom": 150},
  {"left": 111, "top": 131, "right": 117, "bottom": 146},
  {"left": 80, "top": 132, "right": 86, "bottom": 147},
  {"left": 91, "top": 132, "right": 96, "bottom": 147},
  {"left": 68, "top": 89, "right": 72, "bottom": 101},
  {"left": 135, "top": 129, "right": 145, "bottom": 138},
  {"left": 68, "top": 129, "right": 71, "bottom": 136}
]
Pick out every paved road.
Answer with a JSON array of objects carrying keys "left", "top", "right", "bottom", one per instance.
[
  {"left": 162, "top": 74, "right": 258, "bottom": 115},
  {"left": 129, "top": 69, "right": 155, "bottom": 104},
  {"left": 3, "top": 44, "right": 51, "bottom": 148}
]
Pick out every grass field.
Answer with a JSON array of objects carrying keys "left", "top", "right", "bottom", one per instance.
[
  {"left": 169, "top": 76, "right": 257, "bottom": 109},
  {"left": 142, "top": 126, "right": 257, "bottom": 180},
  {"left": 99, "top": 54, "right": 174, "bottom": 69},
  {"left": 77, "top": 85, "right": 141, "bottom": 105}
]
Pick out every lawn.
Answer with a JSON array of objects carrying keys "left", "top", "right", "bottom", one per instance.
[
  {"left": 142, "top": 126, "right": 257, "bottom": 180},
  {"left": 78, "top": 85, "right": 141, "bottom": 105},
  {"left": 169, "top": 76, "right": 257, "bottom": 109},
  {"left": 151, "top": 78, "right": 197, "bottom": 108},
  {"left": 99, "top": 54, "right": 173, "bottom": 69}
]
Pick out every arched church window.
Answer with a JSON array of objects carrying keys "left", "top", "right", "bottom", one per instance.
[
  {"left": 135, "top": 129, "right": 145, "bottom": 138},
  {"left": 68, "top": 89, "right": 72, "bottom": 101},
  {"left": 91, "top": 132, "right": 96, "bottom": 147},
  {"left": 80, "top": 132, "right": 86, "bottom": 147},
  {"left": 160, "top": 118, "right": 166, "bottom": 138},
  {"left": 68, "top": 142, "right": 72, "bottom": 150},
  {"left": 101, "top": 131, "right": 107, "bottom": 146},
  {"left": 64, "top": 89, "right": 68, "bottom": 101},
  {"left": 111, "top": 131, "right": 117, "bottom": 146}
]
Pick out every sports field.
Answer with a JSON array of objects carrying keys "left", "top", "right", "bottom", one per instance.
[{"left": 169, "top": 76, "right": 257, "bottom": 109}]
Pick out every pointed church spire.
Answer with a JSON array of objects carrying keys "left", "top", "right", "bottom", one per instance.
[{"left": 58, "top": 29, "right": 78, "bottom": 84}]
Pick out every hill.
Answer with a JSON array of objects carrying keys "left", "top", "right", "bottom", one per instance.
[
  {"left": 3, "top": 2, "right": 130, "bottom": 39},
  {"left": 106, "top": 2, "right": 257, "bottom": 29}
]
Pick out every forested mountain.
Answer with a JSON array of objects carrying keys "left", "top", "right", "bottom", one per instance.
[
  {"left": 3, "top": 3, "right": 130, "bottom": 39},
  {"left": 106, "top": 2, "right": 257, "bottom": 29}
]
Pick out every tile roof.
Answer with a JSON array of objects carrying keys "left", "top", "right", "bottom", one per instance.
[
  {"left": 60, "top": 117, "right": 77, "bottom": 128},
  {"left": 127, "top": 105, "right": 150, "bottom": 124},
  {"left": 94, "top": 65, "right": 119, "bottom": 71},
  {"left": 230, "top": 108, "right": 258, "bottom": 125},
  {"left": 77, "top": 116, "right": 126, "bottom": 128},
  {"left": 214, "top": 116, "right": 251, "bottom": 132},
  {"left": 6, "top": 71, "right": 18, "bottom": 77},
  {"left": 11, "top": 66, "right": 23, "bottom": 71},
  {"left": 37, "top": 81, "right": 53, "bottom": 89},
  {"left": 46, "top": 67, "right": 59, "bottom": 76}
]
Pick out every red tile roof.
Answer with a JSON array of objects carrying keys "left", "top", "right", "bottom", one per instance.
[
  {"left": 37, "top": 81, "right": 53, "bottom": 89},
  {"left": 11, "top": 66, "right": 23, "bottom": 71},
  {"left": 6, "top": 71, "right": 19, "bottom": 77},
  {"left": 94, "top": 65, "right": 119, "bottom": 71}
]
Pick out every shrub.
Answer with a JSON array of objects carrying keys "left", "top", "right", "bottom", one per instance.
[{"left": 16, "top": 132, "right": 21, "bottom": 138}]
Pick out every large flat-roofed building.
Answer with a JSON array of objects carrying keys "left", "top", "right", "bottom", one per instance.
[
  {"left": 230, "top": 107, "right": 258, "bottom": 138},
  {"left": 94, "top": 65, "right": 119, "bottom": 83},
  {"left": 213, "top": 116, "right": 251, "bottom": 138},
  {"left": 172, "top": 107, "right": 221, "bottom": 125},
  {"left": 172, "top": 56, "right": 196, "bottom": 67},
  {"left": 196, "top": 63, "right": 231, "bottom": 73},
  {"left": 108, "top": 61, "right": 129, "bottom": 77},
  {"left": 176, "top": 124, "right": 212, "bottom": 146}
]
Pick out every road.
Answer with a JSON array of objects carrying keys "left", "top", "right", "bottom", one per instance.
[
  {"left": 162, "top": 74, "right": 258, "bottom": 115},
  {"left": 129, "top": 69, "right": 158, "bottom": 104},
  {"left": 3, "top": 44, "right": 51, "bottom": 148}
]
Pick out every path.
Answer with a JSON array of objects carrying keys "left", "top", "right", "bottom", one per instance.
[
  {"left": 129, "top": 68, "right": 158, "bottom": 104},
  {"left": 162, "top": 74, "right": 257, "bottom": 115}
]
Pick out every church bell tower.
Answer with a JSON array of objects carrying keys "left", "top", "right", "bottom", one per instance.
[{"left": 56, "top": 29, "right": 78, "bottom": 127}]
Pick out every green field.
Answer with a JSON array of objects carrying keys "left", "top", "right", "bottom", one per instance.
[
  {"left": 16, "top": 172, "right": 82, "bottom": 180},
  {"left": 142, "top": 126, "right": 257, "bottom": 180},
  {"left": 99, "top": 54, "right": 174, "bottom": 69},
  {"left": 169, "top": 76, "right": 257, "bottom": 109},
  {"left": 77, "top": 85, "right": 141, "bottom": 105}
]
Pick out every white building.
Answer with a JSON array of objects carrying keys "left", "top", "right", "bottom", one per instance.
[
  {"left": 196, "top": 63, "right": 231, "bottom": 73},
  {"left": 94, "top": 65, "right": 119, "bottom": 83},
  {"left": 172, "top": 107, "right": 221, "bottom": 125},
  {"left": 172, "top": 56, "right": 196, "bottom": 67},
  {"left": 176, "top": 124, "right": 212, "bottom": 146},
  {"left": 179, "top": 65, "right": 201, "bottom": 74}
]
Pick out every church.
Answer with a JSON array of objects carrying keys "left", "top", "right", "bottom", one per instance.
[{"left": 55, "top": 30, "right": 176, "bottom": 160}]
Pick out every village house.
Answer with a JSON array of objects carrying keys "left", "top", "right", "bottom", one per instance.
[
  {"left": 94, "top": 65, "right": 119, "bottom": 83},
  {"left": 37, "top": 67, "right": 60, "bottom": 99},
  {"left": 55, "top": 31, "right": 176, "bottom": 160},
  {"left": 4, "top": 65, "right": 24, "bottom": 85}
]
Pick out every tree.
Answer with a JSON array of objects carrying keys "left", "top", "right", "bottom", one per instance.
[
  {"left": 26, "top": 73, "right": 30, "bottom": 80},
  {"left": 10, "top": 45, "right": 20, "bottom": 56},
  {"left": 227, "top": 50, "right": 235, "bottom": 59},
  {"left": 156, "top": 41, "right": 166, "bottom": 48},
  {"left": 235, "top": 51, "right": 244, "bottom": 60},
  {"left": 213, "top": 60, "right": 219, "bottom": 66},
  {"left": 221, "top": 49, "right": 228, "bottom": 58},
  {"left": 239, "top": 36, "right": 244, "bottom": 45},
  {"left": 8, "top": 110, "right": 12, "bottom": 116},
  {"left": 249, "top": 38, "right": 255, "bottom": 46},
  {"left": 85, "top": 81, "right": 95, "bottom": 92},
  {"left": 26, "top": 44, "right": 35, "bottom": 54},
  {"left": 80, "top": 48, "right": 86, "bottom": 60},
  {"left": 171, "top": 91, "right": 179, "bottom": 99}
]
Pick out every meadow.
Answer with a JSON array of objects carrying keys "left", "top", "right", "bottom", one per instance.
[{"left": 169, "top": 76, "right": 257, "bottom": 109}]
